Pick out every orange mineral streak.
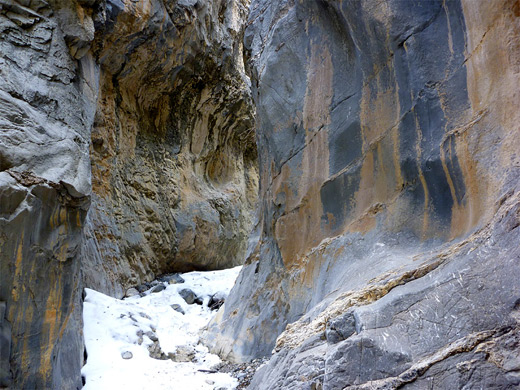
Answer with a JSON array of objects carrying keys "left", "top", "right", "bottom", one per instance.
[
  {"left": 455, "top": 131, "right": 484, "bottom": 232},
  {"left": 274, "top": 41, "right": 332, "bottom": 270},
  {"left": 11, "top": 233, "right": 23, "bottom": 304},
  {"left": 75, "top": 3, "right": 86, "bottom": 24},
  {"left": 76, "top": 210, "right": 82, "bottom": 228},
  {"left": 460, "top": 0, "right": 520, "bottom": 230},
  {"left": 354, "top": 149, "right": 376, "bottom": 217},
  {"left": 20, "top": 299, "right": 34, "bottom": 378},
  {"left": 359, "top": 74, "right": 399, "bottom": 153},
  {"left": 39, "top": 274, "right": 64, "bottom": 380},
  {"left": 351, "top": 57, "right": 402, "bottom": 235}
]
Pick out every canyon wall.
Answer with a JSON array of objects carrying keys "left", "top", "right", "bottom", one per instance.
[
  {"left": 0, "top": 0, "right": 255, "bottom": 388},
  {"left": 0, "top": 1, "right": 96, "bottom": 387},
  {"left": 205, "top": 0, "right": 520, "bottom": 388},
  {"left": 83, "top": 0, "right": 258, "bottom": 295},
  {"left": 2, "top": 0, "right": 520, "bottom": 388}
]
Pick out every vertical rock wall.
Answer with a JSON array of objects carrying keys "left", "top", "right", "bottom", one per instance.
[
  {"left": 205, "top": 0, "right": 520, "bottom": 388},
  {"left": 0, "top": 1, "right": 97, "bottom": 387},
  {"left": 82, "top": 0, "right": 258, "bottom": 295},
  {"left": 2, "top": 0, "right": 519, "bottom": 388},
  {"left": 0, "top": 0, "right": 256, "bottom": 388}
]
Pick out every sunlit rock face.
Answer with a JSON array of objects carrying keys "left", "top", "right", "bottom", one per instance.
[
  {"left": 0, "top": 0, "right": 256, "bottom": 388},
  {"left": 205, "top": 0, "right": 520, "bottom": 388}
]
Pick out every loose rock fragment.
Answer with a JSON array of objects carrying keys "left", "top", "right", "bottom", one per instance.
[
  {"left": 179, "top": 288, "right": 202, "bottom": 305},
  {"left": 125, "top": 288, "right": 139, "bottom": 298},
  {"left": 159, "top": 274, "right": 185, "bottom": 284},
  {"left": 170, "top": 304, "right": 185, "bottom": 315},
  {"left": 151, "top": 284, "right": 166, "bottom": 293},
  {"left": 208, "top": 293, "right": 225, "bottom": 311},
  {"left": 145, "top": 331, "right": 158, "bottom": 342},
  {"left": 121, "top": 351, "right": 133, "bottom": 360},
  {"left": 168, "top": 345, "right": 196, "bottom": 362}
]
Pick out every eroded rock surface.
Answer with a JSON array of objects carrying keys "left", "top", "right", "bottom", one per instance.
[
  {"left": 0, "top": 0, "right": 256, "bottom": 388},
  {"left": 83, "top": 0, "right": 258, "bottom": 295},
  {"left": 2, "top": 0, "right": 520, "bottom": 388},
  {"left": 0, "top": 1, "right": 97, "bottom": 387},
  {"left": 204, "top": 0, "right": 520, "bottom": 389}
]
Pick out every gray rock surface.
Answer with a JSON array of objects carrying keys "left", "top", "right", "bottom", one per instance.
[
  {"left": 2, "top": 0, "right": 520, "bottom": 388},
  {"left": 0, "top": 0, "right": 97, "bottom": 387},
  {"left": 179, "top": 288, "right": 202, "bottom": 305},
  {"left": 170, "top": 304, "right": 185, "bottom": 315},
  {"left": 0, "top": 302, "right": 11, "bottom": 387},
  {"left": 204, "top": 0, "right": 520, "bottom": 389},
  {"left": 82, "top": 0, "right": 258, "bottom": 295},
  {"left": 150, "top": 284, "right": 166, "bottom": 294},
  {"left": 0, "top": 0, "right": 255, "bottom": 388},
  {"left": 160, "top": 274, "right": 185, "bottom": 285}
]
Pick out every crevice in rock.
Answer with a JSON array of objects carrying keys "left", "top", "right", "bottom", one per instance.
[{"left": 343, "top": 328, "right": 503, "bottom": 390}]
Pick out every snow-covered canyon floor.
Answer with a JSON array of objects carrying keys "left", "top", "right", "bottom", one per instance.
[{"left": 81, "top": 266, "right": 242, "bottom": 390}]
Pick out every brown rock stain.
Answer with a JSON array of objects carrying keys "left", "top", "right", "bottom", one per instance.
[
  {"left": 20, "top": 304, "right": 34, "bottom": 381},
  {"left": 349, "top": 57, "right": 401, "bottom": 235},
  {"left": 452, "top": 131, "right": 484, "bottom": 236},
  {"left": 359, "top": 78, "right": 399, "bottom": 152},
  {"left": 274, "top": 41, "right": 332, "bottom": 269},
  {"left": 76, "top": 210, "right": 82, "bottom": 227},
  {"left": 39, "top": 276, "right": 64, "bottom": 380},
  {"left": 11, "top": 233, "right": 24, "bottom": 305},
  {"left": 353, "top": 149, "right": 376, "bottom": 220},
  {"left": 460, "top": 0, "right": 520, "bottom": 232}
]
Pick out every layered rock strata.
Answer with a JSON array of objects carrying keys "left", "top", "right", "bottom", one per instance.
[
  {"left": 0, "top": 0, "right": 256, "bottom": 388},
  {"left": 205, "top": 0, "right": 520, "bottom": 389}
]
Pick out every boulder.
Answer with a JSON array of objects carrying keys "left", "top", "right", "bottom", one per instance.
[
  {"left": 179, "top": 289, "right": 202, "bottom": 305},
  {"left": 125, "top": 288, "right": 140, "bottom": 298}
]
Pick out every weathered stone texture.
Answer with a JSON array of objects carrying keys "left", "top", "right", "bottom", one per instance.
[
  {"left": 83, "top": 0, "right": 258, "bottom": 294},
  {"left": 205, "top": 0, "right": 520, "bottom": 389},
  {"left": 2, "top": 0, "right": 520, "bottom": 388},
  {"left": 0, "top": 0, "right": 256, "bottom": 388},
  {"left": 0, "top": 1, "right": 96, "bottom": 387}
]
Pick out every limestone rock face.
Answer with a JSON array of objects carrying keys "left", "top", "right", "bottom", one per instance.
[
  {"left": 0, "top": 0, "right": 256, "bottom": 388},
  {"left": 204, "top": 0, "right": 520, "bottom": 388},
  {"left": 83, "top": 0, "right": 257, "bottom": 294},
  {"left": 0, "top": 1, "right": 97, "bottom": 387}
]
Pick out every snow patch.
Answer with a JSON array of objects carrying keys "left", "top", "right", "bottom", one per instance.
[{"left": 82, "top": 266, "right": 242, "bottom": 390}]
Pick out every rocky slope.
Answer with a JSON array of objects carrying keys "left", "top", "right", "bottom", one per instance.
[
  {"left": 0, "top": 0, "right": 256, "bottom": 388},
  {"left": 204, "top": 0, "right": 520, "bottom": 388}
]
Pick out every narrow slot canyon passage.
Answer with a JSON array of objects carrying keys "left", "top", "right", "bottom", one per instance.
[
  {"left": 80, "top": 1, "right": 260, "bottom": 386},
  {"left": 1, "top": 1, "right": 520, "bottom": 390}
]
